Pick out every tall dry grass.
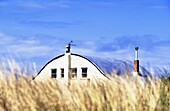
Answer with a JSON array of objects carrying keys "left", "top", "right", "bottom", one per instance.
[{"left": 0, "top": 61, "right": 169, "bottom": 111}]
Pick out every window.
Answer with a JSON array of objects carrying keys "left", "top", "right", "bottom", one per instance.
[
  {"left": 51, "top": 69, "right": 57, "bottom": 78},
  {"left": 82, "top": 68, "right": 88, "bottom": 78},
  {"left": 61, "top": 68, "right": 64, "bottom": 78},
  {"left": 71, "top": 68, "right": 77, "bottom": 78}
]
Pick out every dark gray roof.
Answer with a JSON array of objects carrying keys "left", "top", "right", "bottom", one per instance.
[
  {"left": 33, "top": 53, "right": 151, "bottom": 80},
  {"left": 84, "top": 56, "right": 150, "bottom": 77}
]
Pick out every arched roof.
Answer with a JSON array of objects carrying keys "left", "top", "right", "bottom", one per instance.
[
  {"left": 33, "top": 53, "right": 109, "bottom": 80},
  {"left": 33, "top": 53, "right": 150, "bottom": 80},
  {"left": 84, "top": 56, "right": 133, "bottom": 75},
  {"left": 84, "top": 56, "right": 150, "bottom": 77},
  {"left": 33, "top": 54, "right": 65, "bottom": 80}
]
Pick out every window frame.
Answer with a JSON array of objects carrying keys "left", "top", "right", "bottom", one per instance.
[
  {"left": 81, "top": 67, "right": 88, "bottom": 78},
  {"left": 60, "top": 68, "right": 64, "bottom": 78},
  {"left": 51, "top": 69, "right": 57, "bottom": 78},
  {"left": 71, "top": 68, "right": 77, "bottom": 78}
]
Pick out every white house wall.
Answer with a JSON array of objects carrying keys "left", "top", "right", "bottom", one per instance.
[
  {"left": 34, "top": 54, "right": 107, "bottom": 82},
  {"left": 70, "top": 54, "right": 107, "bottom": 80}
]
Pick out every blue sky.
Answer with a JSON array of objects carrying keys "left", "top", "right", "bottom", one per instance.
[{"left": 0, "top": 0, "right": 170, "bottom": 70}]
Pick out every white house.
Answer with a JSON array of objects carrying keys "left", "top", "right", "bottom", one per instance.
[
  {"left": 33, "top": 43, "right": 109, "bottom": 84},
  {"left": 33, "top": 43, "right": 149, "bottom": 84}
]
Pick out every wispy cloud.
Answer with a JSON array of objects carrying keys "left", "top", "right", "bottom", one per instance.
[
  {"left": 0, "top": 32, "right": 16, "bottom": 45},
  {"left": 17, "top": 0, "right": 71, "bottom": 9},
  {"left": 46, "top": 0, "right": 71, "bottom": 8},
  {"left": 0, "top": 32, "right": 58, "bottom": 58},
  {"left": 92, "top": 35, "right": 158, "bottom": 52},
  {"left": 19, "top": 1, "right": 45, "bottom": 9},
  {"left": 148, "top": 5, "right": 170, "bottom": 9},
  {"left": 19, "top": 20, "right": 77, "bottom": 29},
  {"left": 0, "top": 0, "right": 71, "bottom": 9},
  {"left": 73, "top": 35, "right": 170, "bottom": 68},
  {"left": 9, "top": 44, "right": 51, "bottom": 57},
  {"left": 0, "top": 32, "right": 67, "bottom": 70},
  {"left": 1, "top": 0, "right": 169, "bottom": 10},
  {"left": 84, "top": 0, "right": 170, "bottom": 10},
  {"left": 1, "top": 32, "right": 170, "bottom": 69},
  {"left": 88, "top": 1, "right": 116, "bottom": 7}
]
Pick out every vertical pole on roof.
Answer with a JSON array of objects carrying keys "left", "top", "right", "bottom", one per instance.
[
  {"left": 66, "top": 41, "right": 76, "bottom": 86},
  {"left": 66, "top": 44, "right": 71, "bottom": 86},
  {"left": 68, "top": 54, "right": 71, "bottom": 86}
]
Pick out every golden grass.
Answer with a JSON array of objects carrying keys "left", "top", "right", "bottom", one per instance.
[{"left": 0, "top": 61, "right": 169, "bottom": 111}]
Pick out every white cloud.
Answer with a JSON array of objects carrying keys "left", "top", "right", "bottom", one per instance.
[
  {"left": 0, "top": 32, "right": 16, "bottom": 45},
  {"left": 17, "top": 0, "right": 71, "bottom": 9},
  {"left": 19, "top": 39, "right": 40, "bottom": 45},
  {"left": 19, "top": 1, "right": 45, "bottom": 9},
  {"left": 0, "top": 0, "right": 72, "bottom": 9},
  {"left": 149, "top": 5, "right": 170, "bottom": 9},
  {"left": 9, "top": 44, "right": 52, "bottom": 57},
  {"left": 0, "top": 32, "right": 59, "bottom": 58},
  {"left": 72, "top": 37, "right": 170, "bottom": 69},
  {"left": 1, "top": 32, "right": 170, "bottom": 71}
]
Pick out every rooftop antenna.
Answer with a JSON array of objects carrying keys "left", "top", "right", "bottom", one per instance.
[{"left": 66, "top": 40, "right": 77, "bottom": 53}]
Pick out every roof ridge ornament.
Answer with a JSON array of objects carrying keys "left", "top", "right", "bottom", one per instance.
[{"left": 66, "top": 41, "right": 77, "bottom": 53}]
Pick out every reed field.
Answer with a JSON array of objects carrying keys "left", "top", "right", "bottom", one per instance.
[{"left": 0, "top": 61, "right": 169, "bottom": 111}]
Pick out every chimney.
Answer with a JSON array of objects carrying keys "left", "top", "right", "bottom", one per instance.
[{"left": 133, "top": 47, "right": 139, "bottom": 76}]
